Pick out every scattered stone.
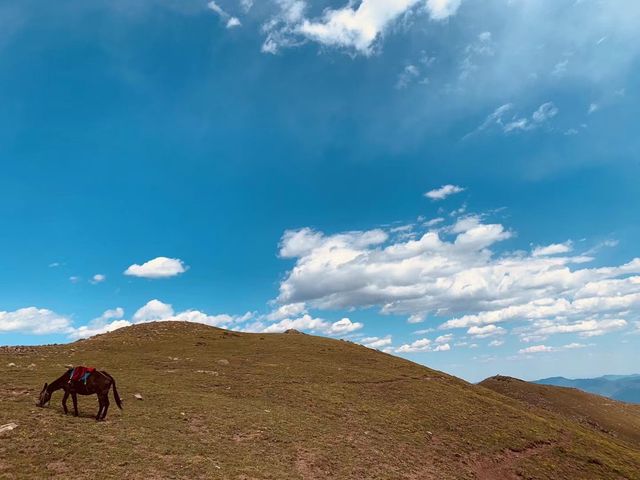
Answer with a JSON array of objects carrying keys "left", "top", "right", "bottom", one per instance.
[
  {"left": 28, "top": 363, "right": 37, "bottom": 368},
  {"left": 133, "top": 393, "right": 143, "bottom": 400},
  {"left": 0, "top": 423, "right": 18, "bottom": 434},
  {"left": 7, "top": 363, "right": 16, "bottom": 367},
  {"left": 217, "top": 359, "right": 229, "bottom": 366},
  {"left": 196, "top": 370, "right": 219, "bottom": 376},
  {"left": 65, "top": 364, "right": 74, "bottom": 369}
]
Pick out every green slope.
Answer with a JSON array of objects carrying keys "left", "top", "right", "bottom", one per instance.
[{"left": 1, "top": 322, "right": 639, "bottom": 479}]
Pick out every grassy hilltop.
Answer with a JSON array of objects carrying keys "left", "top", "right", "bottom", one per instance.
[{"left": 1, "top": 322, "right": 640, "bottom": 479}]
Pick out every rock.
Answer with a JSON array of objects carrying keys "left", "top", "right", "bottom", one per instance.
[
  {"left": 65, "top": 364, "right": 74, "bottom": 369},
  {"left": 133, "top": 393, "right": 143, "bottom": 400},
  {"left": 0, "top": 423, "right": 18, "bottom": 434},
  {"left": 28, "top": 363, "right": 36, "bottom": 368},
  {"left": 7, "top": 363, "right": 16, "bottom": 367},
  {"left": 217, "top": 359, "right": 229, "bottom": 366},
  {"left": 196, "top": 370, "right": 219, "bottom": 376}
]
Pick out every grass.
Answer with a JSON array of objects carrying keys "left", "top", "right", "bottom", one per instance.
[{"left": 1, "top": 322, "right": 639, "bottom": 479}]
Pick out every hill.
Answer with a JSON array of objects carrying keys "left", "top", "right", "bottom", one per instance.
[
  {"left": 1, "top": 322, "right": 640, "bottom": 479},
  {"left": 535, "top": 375, "right": 640, "bottom": 404},
  {"left": 480, "top": 375, "right": 640, "bottom": 450}
]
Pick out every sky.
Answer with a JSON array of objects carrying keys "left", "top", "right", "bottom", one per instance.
[{"left": 1, "top": 0, "right": 639, "bottom": 382}]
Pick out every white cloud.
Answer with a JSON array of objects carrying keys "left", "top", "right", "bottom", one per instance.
[
  {"left": 518, "top": 318, "right": 627, "bottom": 342},
  {"left": 90, "top": 274, "right": 106, "bottom": 284},
  {"left": 467, "top": 324, "right": 505, "bottom": 338},
  {"left": 0, "top": 307, "right": 72, "bottom": 335},
  {"left": 132, "top": 299, "right": 175, "bottom": 322},
  {"left": 266, "top": 302, "right": 307, "bottom": 321},
  {"left": 253, "top": 313, "right": 362, "bottom": 335},
  {"left": 262, "top": 0, "right": 463, "bottom": 55},
  {"left": 426, "top": 0, "right": 462, "bottom": 20},
  {"left": 396, "top": 336, "right": 451, "bottom": 353},
  {"left": 226, "top": 17, "right": 241, "bottom": 28},
  {"left": 519, "top": 344, "right": 554, "bottom": 354},
  {"left": 519, "top": 343, "right": 589, "bottom": 354},
  {"left": 207, "top": 1, "right": 241, "bottom": 29},
  {"left": 425, "top": 184, "right": 465, "bottom": 201},
  {"left": 397, "top": 337, "right": 431, "bottom": 352},
  {"left": 274, "top": 209, "right": 640, "bottom": 347},
  {"left": 360, "top": 335, "right": 393, "bottom": 349},
  {"left": 396, "top": 64, "right": 420, "bottom": 89},
  {"left": 471, "top": 101, "right": 559, "bottom": 137},
  {"left": 488, "top": 339, "right": 504, "bottom": 347},
  {"left": 532, "top": 242, "right": 572, "bottom": 257},
  {"left": 329, "top": 317, "right": 364, "bottom": 334},
  {"left": 240, "top": 0, "right": 253, "bottom": 13},
  {"left": 435, "top": 333, "right": 453, "bottom": 343},
  {"left": 124, "top": 257, "right": 187, "bottom": 279}
]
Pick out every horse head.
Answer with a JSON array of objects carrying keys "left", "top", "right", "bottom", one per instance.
[{"left": 37, "top": 383, "right": 51, "bottom": 407}]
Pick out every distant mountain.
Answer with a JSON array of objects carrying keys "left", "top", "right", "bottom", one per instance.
[{"left": 534, "top": 374, "right": 640, "bottom": 403}]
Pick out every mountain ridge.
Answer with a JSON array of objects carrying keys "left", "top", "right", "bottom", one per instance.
[{"left": 535, "top": 374, "right": 640, "bottom": 404}]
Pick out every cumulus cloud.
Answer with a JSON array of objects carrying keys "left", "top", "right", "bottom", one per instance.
[
  {"left": 0, "top": 307, "right": 73, "bottom": 335},
  {"left": 519, "top": 343, "right": 589, "bottom": 354},
  {"left": 396, "top": 337, "right": 451, "bottom": 353},
  {"left": 425, "top": 184, "right": 465, "bottom": 201},
  {"left": 467, "top": 324, "right": 505, "bottom": 338},
  {"left": 262, "top": 0, "right": 463, "bottom": 55},
  {"left": 250, "top": 313, "right": 363, "bottom": 335},
  {"left": 266, "top": 302, "right": 307, "bottom": 321},
  {"left": 124, "top": 257, "right": 187, "bottom": 279},
  {"left": 69, "top": 307, "right": 129, "bottom": 340},
  {"left": 360, "top": 335, "right": 393, "bottom": 349},
  {"left": 273, "top": 209, "right": 639, "bottom": 347}
]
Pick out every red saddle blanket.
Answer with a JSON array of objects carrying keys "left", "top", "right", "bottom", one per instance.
[{"left": 69, "top": 366, "right": 95, "bottom": 382}]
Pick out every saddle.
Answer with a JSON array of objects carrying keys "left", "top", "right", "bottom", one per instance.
[{"left": 69, "top": 366, "right": 96, "bottom": 384}]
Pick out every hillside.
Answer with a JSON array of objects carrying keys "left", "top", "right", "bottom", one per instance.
[
  {"left": 1, "top": 322, "right": 640, "bottom": 479},
  {"left": 480, "top": 375, "right": 640, "bottom": 449},
  {"left": 535, "top": 375, "right": 640, "bottom": 404}
]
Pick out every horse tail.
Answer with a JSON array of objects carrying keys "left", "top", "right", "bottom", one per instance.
[{"left": 102, "top": 371, "right": 123, "bottom": 410}]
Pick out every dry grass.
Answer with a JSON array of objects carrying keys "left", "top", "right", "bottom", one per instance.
[{"left": 1, "top": 322, "right": 639, "bottom": 479}]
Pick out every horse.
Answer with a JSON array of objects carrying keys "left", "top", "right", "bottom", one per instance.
[{"left": 37, "top": 368, "right": 123, "bottom": 420}]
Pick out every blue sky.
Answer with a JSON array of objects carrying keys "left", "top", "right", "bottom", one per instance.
[{"left": 1, "top": 0, "right": 639, "bottom": 382}]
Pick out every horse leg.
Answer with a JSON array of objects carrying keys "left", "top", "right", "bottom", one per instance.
[
  {"left": 100, "top": 393, "right": 110, "bottom": 420},
  {"left": 96, "top": 394, "right": 104, "bottom": 421},
  {"left": 72, "top": 392, "right": 79, "bottom": 417},
  {"left": 62, "top": 390, "right": 69, "bottom": 415}
]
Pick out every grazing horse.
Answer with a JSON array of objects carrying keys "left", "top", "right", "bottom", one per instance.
[{"left": 37, "top": 368, "right": 123, "bottom": 420}]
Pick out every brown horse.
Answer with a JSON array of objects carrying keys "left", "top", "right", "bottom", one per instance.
[{"left": 37, "top": 369, "right": 123, "bottom": 420}]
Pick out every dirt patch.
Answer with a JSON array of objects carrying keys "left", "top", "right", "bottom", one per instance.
[
  {"left": 233, "top": 430, "right": 264, "bottom": 443},
  {"left": 471, "top": 440, "right": 555, "bottom": 479},
  {"left": 46, "top": 461, "right": 69, "bottom": 474}
]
